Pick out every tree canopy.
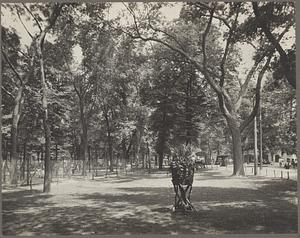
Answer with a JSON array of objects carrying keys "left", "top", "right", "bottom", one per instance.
[{"left": 1, "top": 2, "right": 295, "bottom": 190}]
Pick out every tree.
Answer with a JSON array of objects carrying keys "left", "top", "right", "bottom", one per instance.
[
  {"left": 24, "top": 3, "right": 64, "bottom": 192},
  {"left": 261, "top": 77, "right": 296, "bottom": 155},
  {"left": 2, "top": 3, "right": 67, "bottom": 189},
  {"left": 141, "top": 43, "right": 209, "bottom": 169},
  {"left": 1, "top": 2, "right": 295, "bottom": 188},
  {"left": 123, "top": 2, "right": 294, "bottom": 175},
  {"left": 252, "top": 2, "right": 295, "bottom": 89},
  {"left": 1, "top": 24, "right": 36, "bottom": 185}
]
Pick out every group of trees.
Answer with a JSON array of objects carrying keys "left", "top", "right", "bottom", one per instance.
[{"left": 1, "top": 2, "right": 296, "bottom": 192}]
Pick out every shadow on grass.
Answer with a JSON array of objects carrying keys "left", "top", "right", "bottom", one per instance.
[
  {"left": 3, "top": 176, "right": 297, "bottom": 236},
  {"left": 2, "top": 189, "right": 55, "bottom": 235}
]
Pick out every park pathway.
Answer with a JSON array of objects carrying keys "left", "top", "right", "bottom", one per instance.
[{"left": 2, "top": 167, "right": 297, "bottom": 235}]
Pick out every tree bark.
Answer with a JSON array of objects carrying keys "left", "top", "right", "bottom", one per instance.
[
  {"left": 10, "top": 127, "right": 18, "bottom": 185},
  {"left": 79, "top": 99, "right": 88, "bottom": 176},
  {"left": 147, "top": 142, "right": 151, "bottom": 174},
  {"left": 26, "top": 151, "right": 30, "bottom": 186},
  {"left": 254, "top": 116, "right": 258, "bottom": 175},
  {"left": 158, "top": 148, "right": 164, "bottom": 170},
  {"left": 2, "top": 49, "right": 35, "bottom": 186},
  {"left": 42, "top": 112, "right": 51, "bottom": 192},
  {"left": 208, "top": 140, "right": 212, "bottom": 164},
  {"left": 36, "top": 32, "right": 52, "bottom": 192},
  {"left": 55, "top": 143, "right": 58, "bottom": 161},
  {"left": 80, "top": 131, "right": 88, "bottom": 175},
  {"left": 9, "top": 86, "right": 24, "bottom": 185},
  {"left": 88, "top": 145, "right": 91, "bottom": 172},
  {"left": 122, "top": 137, "right": 127, "bottom": 163},
  {"left": 37, "top": 3, "right": 63, "bottom": 193},
  {"left": 185, "top": 75, "right": 193, "bottom": 146},
  {"left": 3, "top": 140, "right": 8, "bottom": 161},
  {"left": 104, "top": 111, "right": 114, "bottom": 172},
  {"left": 135, "top": 116, "right": 145, "bottom": 169},
  {"left": 21, "top": 141, "right": 27, "bottom": 180},
  {"left": 41, "top": 146, "right": 44, "bottom": 161},
  {"left": 157, "top": 110, "right": 167, "bottom": 170},
  {"left": 227, "top": 118, "right": 245, "bottom": 176}
]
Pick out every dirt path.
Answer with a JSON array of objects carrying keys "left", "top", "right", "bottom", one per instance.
[{"left": 2, "top": 167, "right": 297, "bottom": 235}]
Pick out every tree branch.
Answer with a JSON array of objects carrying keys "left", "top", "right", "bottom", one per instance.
[
  {"left": 37, "top": 3, "right": 64, "bottom": 50},
  {"left": 147, "top": 20, "right": 185, "bottom": 51},
  {"left": 199, "top": 4, "right": 227, "bottom": 96},
  {"left": 124, "top": 2, "right": 231, "bottom": 120},
  {"left": 201, "top": 4, "right": 215, "bottom": 78},
  {"left": 194, "top": 2, "right": 232, "bottom": 29},
  {"left": 22, "top": 3, "right": 42, "bottom": 32},
  {"left": 1, "top": 49, "right": 23, "bottom": 86},
  {"left": 220, "top": 8, "right": 240, "bottom": 87},
  {"left": 198, "top": 4, "right": 234, "bottom": 120},
  {"left": 2, "top": 38, "right": 30, "bottom": 60},
  {"left": 234, "top": 58, "right": 262, "bottom": 111},
  {"left": 124, "top": 3, "right": 221, "bottom": 77},
  {"left": 2, "top": 86, "right": 15, "bottom": 100},
  {"left": 240, "top": 54, "right": 272, "bottom": 132},
  {"left": 235, "top": 21, "right": 293, "bottom": 110},
  {"left": 252, "top": 2, "right": 295, "bottom": 88},
  {"left": 16, "top": 7, "right": 34, "bottom": 39}
]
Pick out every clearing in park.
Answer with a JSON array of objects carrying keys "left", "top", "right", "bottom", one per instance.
[{"left": 1, "top": 1, "right": 297, "bottom": 236}]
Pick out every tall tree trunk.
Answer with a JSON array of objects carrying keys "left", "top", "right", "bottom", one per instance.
[
  {"left": 41, "top": 67, "right": 51, "bottom": 193},
  {"left": 135, "top": 130, "right": 140, "bottom": 168},
  {"left": 104, "top": 112, "right": 113, "bottom": 172},
  {"left": 37, "top": 32, "right": 51, "bottom": 193},
  {"left": 3, "top": 140, "right": 8, "bottom": 162},
  {"left": 80, "top": 132, "right": 88, "bottom": 175},
  {"left": 41, "top": 146, "right": 44, "bottom": 161},
  {"left": 21, "top": 141, "right": 27, "bottom": 180},
  {"left": 158, "top": 149, "right": 164, "bottom": 170},
  {"left": 254, "top": 116, "right": 258, "bottom": 175},
  {"left": 2, "top": 48, "right": 35, "bottom": 186},
  {"left": 26, "top": 152, "right": 30, "bottom": 186},
  {"left": 142, "top": 152, "right": 145, "bottom": 169},
  {"left": 157, "top": 130, "right": 166, "bottom": 170},
  {"left": 79, "top": 100, "right": 88, "bottom": 176},
  {"left": 124, "top": 130, "right": 136, "bottom": 167},
  {"left": 207, "top": 140, "right": 212, "bottom": 165},
  {"left": 91, "top": 146, "right": 95, "bottom": 179},
  {"left": 147, "top": 142, "right": 151, "bottom": 174},
  {"left": 157, "top": 110, "right": 167, "bottom": 170},
  {"left": 115, "top": 154, "right": 118, "bottom": 176},
  {"left": 36, "top": 2, "right": 63, "bottom": 193},
  {"left": 122, "top": 138, "right": 127, "bottom": 164},
  {"left": 227, "top": 118, "right": 245, "bottom": 176},
  {"left": 55, "top": 143, "right": 58, "bottom": 161},
  {"left": 10, "top": 127, "right": 18, "bottom": 185},
  {"left": 88, "top": 145, "right": 91, "bottom": 172},
  {"left": 9, "top": 86, "right": 24, "bottom": 185},
  {"left": 185, "top": 75, "right": 192, "bottom": 146},
  {"left": 3, "top": 140, "right": 8, "bottom": 183},
  {"left": 135, "top": 119, "right": 145, "bottom": 169}
]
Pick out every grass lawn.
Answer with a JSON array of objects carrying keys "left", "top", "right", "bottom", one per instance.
[{"left": 2, "top": 166, "right": 297, "bottom": 235}]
